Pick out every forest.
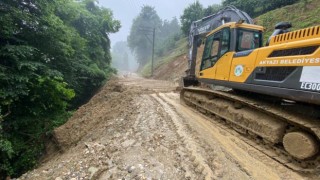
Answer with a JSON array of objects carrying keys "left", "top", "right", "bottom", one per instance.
[
  {"left": 126, "top": 6, "right": 182, "bottom": 69},
  {"left": 0, "top": 0, "right": 120, "bottom": 177}
]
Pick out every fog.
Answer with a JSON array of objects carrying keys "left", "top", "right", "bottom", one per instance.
[
  {"left": 102, "top": 0, "right": 222, "bottom": 72},
  {"left": 100, "top": 0, "right": 222, "bottom": 46}
]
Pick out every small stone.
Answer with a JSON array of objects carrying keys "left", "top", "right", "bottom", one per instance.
[
  {"left": 107, "top": 160, "right": 114, "bottom": 168},
  {"left": 121, "top": 139, "right": 136, "bottom": 148},
  {"left": 88, "top": 166, "right": 99, "bottom": 179},
  {"left": 127, "top": 166, "right": 136, "bottom": 173},
  {"left": 137, "top": 164, "right": 144, "bottom": 170},
  {"left": 55, "top": 177, "right": 63, "bottom": 180}
]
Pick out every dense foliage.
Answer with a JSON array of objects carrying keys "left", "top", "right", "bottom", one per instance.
[
  {"left": 204, "top": 4, "right": 223, "bottom": 17},
  {"left": 128, "top": 6, "right": 181, "bottom": 68},
  {"left": 155, "top": 17, "right": 182, "bottom": 57},
  {"left": 180, "top": 2, "right": 222, "bottom": 36},
  {"left": 0, "top": 0, "right": 120, "bottom": 177},
  {"left": 222, "top": 0, "right": 300, "bottom": 17},
  {"left": 180, "top": 1, "right": 204, "bottom": 36},
  {"left": 180, "top": 0, "right": 300, "bottom": 37}
]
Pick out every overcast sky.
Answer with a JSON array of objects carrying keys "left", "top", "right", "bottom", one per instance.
[{"left": 100, "top": 0, "right": 222, "bottom": 47}]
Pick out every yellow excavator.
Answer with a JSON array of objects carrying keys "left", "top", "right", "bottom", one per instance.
[{"left": 181, "top": 6, "right": 320, "bottom": 172}]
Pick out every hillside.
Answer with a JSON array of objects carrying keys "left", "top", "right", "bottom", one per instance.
[
  {"left": 256, "top": 0, "right": 320, "bottom": 41},
  {"left": 140, "top": 38, "right": 188, "bottom": 82}
]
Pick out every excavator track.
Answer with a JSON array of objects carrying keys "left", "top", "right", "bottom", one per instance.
[{"left": 181, "top": 87, "right": 320, "bottom": 173}]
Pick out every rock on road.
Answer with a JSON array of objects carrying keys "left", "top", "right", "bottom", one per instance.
[{"left": 19, "top": 74, "right": 311, "bottom": 180}]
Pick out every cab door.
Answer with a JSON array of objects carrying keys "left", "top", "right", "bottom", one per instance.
[
  {"left": 215, "top": 28, "right": 233, "bottom": 81},
  {"left": 199, "top": 28, "right": 232, "bottom": 81}
]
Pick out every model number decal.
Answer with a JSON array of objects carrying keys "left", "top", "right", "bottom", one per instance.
[
  {"left": 299, "top": 67, "right": 320, "bottom": 91},
  {"left": 301, "top": 82, "right": 320, "bottom": 91},
  {"left": 198, "top": 25, "right": 210, "bottom": 34}
]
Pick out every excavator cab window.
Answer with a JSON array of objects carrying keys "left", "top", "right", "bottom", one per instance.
[
  {"left": 201, "top": 28, "right": 230, "bottom": 70},
  {"left": 236, "top": 29, "right": 261, "bottom": 51},
  {"left": 210, "top": 39, "right": 220, "bottom": 56}
]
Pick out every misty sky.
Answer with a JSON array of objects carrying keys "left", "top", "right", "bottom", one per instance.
[{"left": 100, "top": 0, "right": 222, "bottom": 47}]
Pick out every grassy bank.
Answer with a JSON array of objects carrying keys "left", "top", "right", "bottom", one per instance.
[
  {"left": 140, "top": 38, "right": 188, "bottom": 77},
  {"left": 256, "top": 0, "right": 320, "bottom": 42}
]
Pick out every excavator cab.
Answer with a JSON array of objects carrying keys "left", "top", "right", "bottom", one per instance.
[
  {"left": 198, "top": 23, "right": 264, "bottom": 80},
  {"left": 201, "top": 24, "right": 263, "bottom": 69}
]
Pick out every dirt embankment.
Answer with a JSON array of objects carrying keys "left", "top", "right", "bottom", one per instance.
[
  {"left": 151, "top": 44, "right": 204, "bottom": 83},
  {"left": 17, "top": 74, "right": 310, "bottom": 180},
  {"left": 152, "top": 54, "right": 188, "bottom": 83}
]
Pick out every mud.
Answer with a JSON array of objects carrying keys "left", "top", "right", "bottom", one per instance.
[{"left": 18, "top": 74, "right": 317, "bottom": 180}]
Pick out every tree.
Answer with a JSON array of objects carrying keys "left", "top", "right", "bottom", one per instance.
[
  {"left": 127, "top": 5, "right": 162, "bottom": 68},
  {"left": 180, "top": 1, "right": 204, "bottom": 36},
  {"left": 203, "top": 4, "right": 222, "bottom": 16},
  {"left": 0, "top": 0, "right": 120, "bottom": 177},
  {"left": 222, "top": 0, "right": 258, "bottom": 16},
  {"left": 157, "top": 17, "right": 180, "bottom": 39},
  {"left": 222, "top": 0, "right": 299, "bottom": 17},
  {"left": 58, "top": 0, "right": 120, "bottom": 106},
  {"left": 156, "top": 17, "right": 182, "bottom": 56}
]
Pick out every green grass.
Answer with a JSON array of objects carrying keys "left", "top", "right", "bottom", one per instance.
[
  {"left": 256, "top": 0, "right": 320, "bottom": 42},
  {"left": 140, "top": 37, "right": 188, "bottom": 77}
]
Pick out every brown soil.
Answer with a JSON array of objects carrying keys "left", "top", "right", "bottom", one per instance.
[
  {"left": 152, "top": 54, "right": 188, "bottom": 83},
  {"left": 151, "top": 44, "right": 204, "bottom": 83},
  {"left": 17, "top": 74, "right": 314, "bottom": 180}
]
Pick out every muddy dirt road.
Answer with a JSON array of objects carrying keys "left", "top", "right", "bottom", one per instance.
[{"left": 19, "top": 74, "right": 316, "bottom": 180}]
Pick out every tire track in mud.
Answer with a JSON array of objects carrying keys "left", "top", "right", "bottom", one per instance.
[
  {"left": 147, "top": 95, "right": 206, "bottom": 179},
  {"left": 154, "top": 93, "right": 255, "bottom": 180},
  {"left": 160, "top": 92, "right": 306, "bottom": 180},
  {"left": 145, "top": 94, "right": 208, "bottom": 179},
  {"left": 152, "top": 94, "right": 216, "bottom": 180}
]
